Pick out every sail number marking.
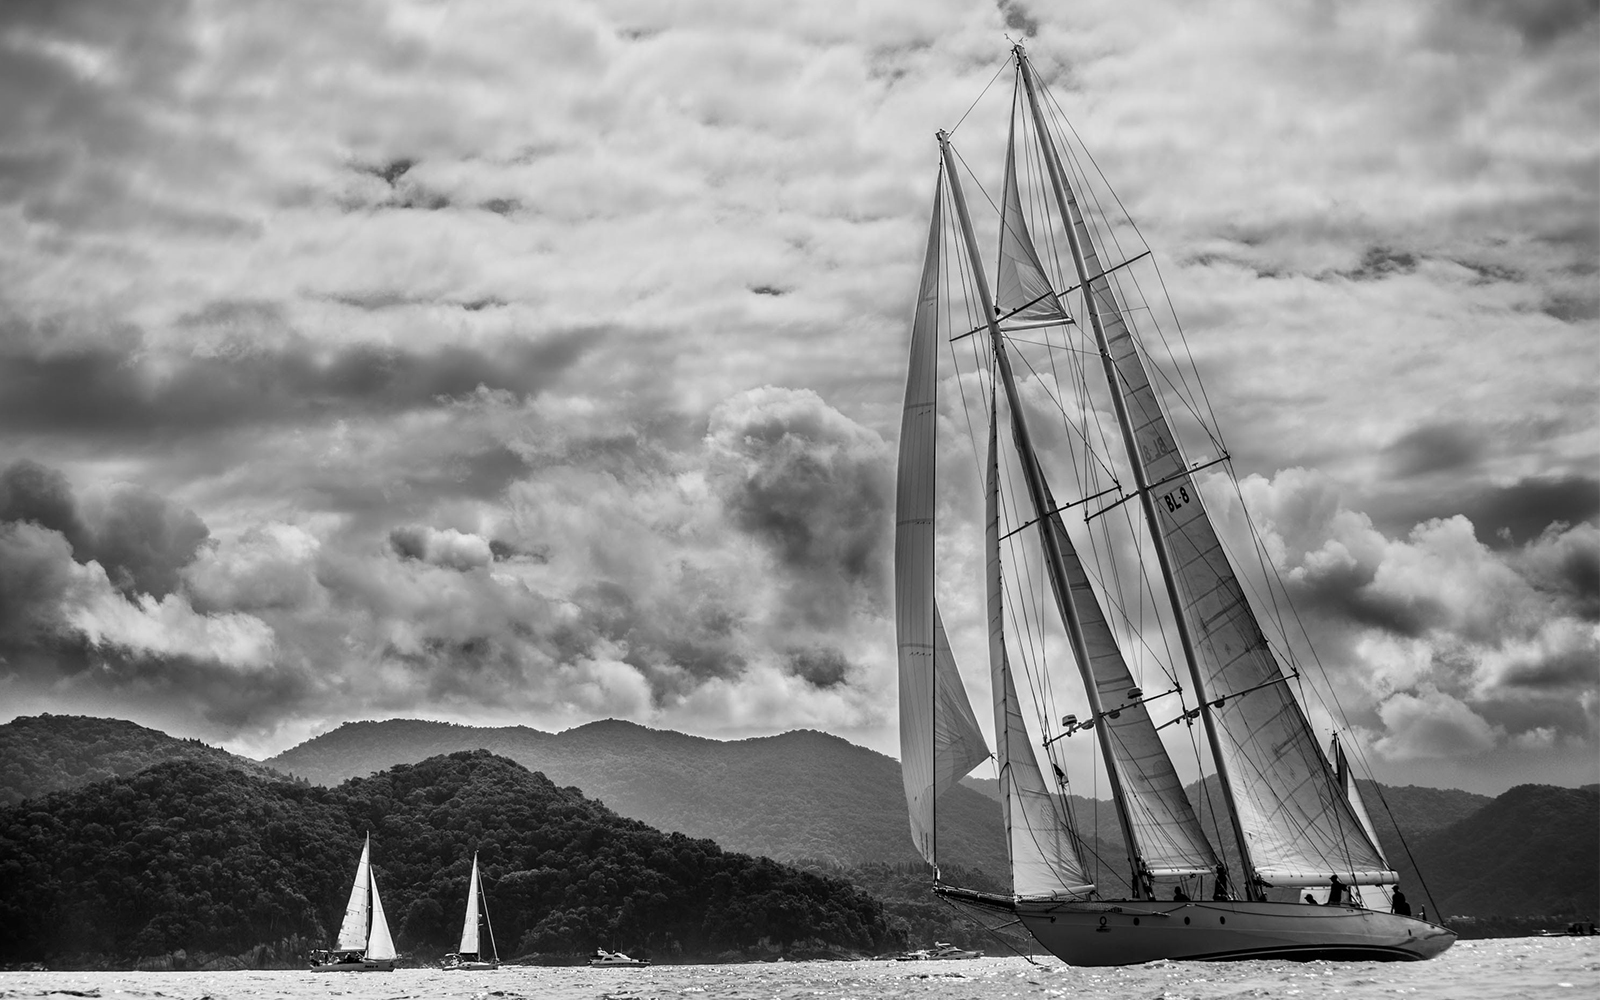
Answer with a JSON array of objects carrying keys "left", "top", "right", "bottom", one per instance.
[{"left": 1161, "top": 486, "right": 1191, "bottom": 513}]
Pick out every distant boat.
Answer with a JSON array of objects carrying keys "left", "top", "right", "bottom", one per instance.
[
  {"left": 309, "top": 834, "right": 396, "bottom": 972},
  {"left": 589, "top": 948, "right": 650, "bottom": 967},
  {"left": 894, "top": 43, "right": 1458, "bottom": 966},
  {"left": 895, "top": 941, "right": 983, "bottom": 961},
  {"left": 442, "top": 851, "right": 500, "bottom": 970}
]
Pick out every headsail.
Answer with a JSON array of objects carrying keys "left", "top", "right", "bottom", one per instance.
[
  {"left": 896, "top": 177, "right": 989, "bottom": 866},
  {"left": 987, "top": 402, "right": 1094, "bottom": 898},
  {"left": 996, "top": 108, "right": 1072, "bottom": 332},
  {"left": 366, "top": 870, "right": 396, "bottom": 962},
  {"left": 459, "top": 853, "right": 482, "bottom": 956},
  {"left": 335, "top": 834, "right": 372, "bottom": 951}
]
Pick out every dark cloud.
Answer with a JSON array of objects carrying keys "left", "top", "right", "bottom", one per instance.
[
  {"left": 79, "top": 482, "right": 209, "bottom": 597},
  {"left": 707, "top": 388, "right": 893, "bottom": 628},
  {"left": 0, "top": 459, "right": 91, "bottom": 552},
  {"left": 1456, "top": 0, "right": 1599, "bottom": 48},
  {"left": 0, "top": 319, "right": 596, "bottom": 438},
  {"left": 1341, "top": 246, "right": 1420, "bottom": 281},
  {"left": 1382, "top": 423, "right": 1486, "bottom": 478},
  {"left": 787, "top": 646, "right": 851, "bottom": 689},
  {"left": 1286, "top": 556, "right": 1445, "bottom": 638},
  {"left": 997, "top": 0, "right": 1040, "bottom": 38},
  {"left": 1455, "top": 474, "right": 1599, "bottom": 548},
  {"left": 0, "top": 459, "right": 207, "bottom": 598}
]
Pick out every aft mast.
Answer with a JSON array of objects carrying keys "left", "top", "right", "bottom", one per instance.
[{"left": 937, "top": 129, "right": 1148, "bottom": 898}]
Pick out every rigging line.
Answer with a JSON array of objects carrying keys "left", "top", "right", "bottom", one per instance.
[
  {"left": 948, "top": 53, "right": 1013, "bottom": 138},
  {"left": 1040, "top": 90, "right": 1224, "bottom": 455},
  {"left": 936, "top": 894, "right": 1041, "bottom": 967},
  {"left": 1039, "top": 80, "right": 1229, "bottom": 441},
  {"left": 1007, "top": 335, "right": 1123, "bottom": 486}
]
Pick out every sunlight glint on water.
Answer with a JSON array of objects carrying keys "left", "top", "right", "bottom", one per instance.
[{"left": 0, "top": 937, "right": 1594, "bottom": 1000}]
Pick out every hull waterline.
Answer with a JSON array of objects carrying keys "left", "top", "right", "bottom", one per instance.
[{"left": 1017, "top": 899, "right": 1456, "bottom": 966}]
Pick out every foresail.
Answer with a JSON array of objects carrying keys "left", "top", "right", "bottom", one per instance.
[
  {"left": 1335, "top": 737, "right": 1396, "bottom": 900},
  {"left": 1057, "top": 172, "right": 1389, "bottom": 886},
  {"left": 366, "top": 871, "right": 397, "bottom": 962},
  {"left": 996, "top": 110, "right": 1071, "bottom": 330},
  {"left": 335, "top": 835, "right": 372, "bottom": 951},
  {"left": 1036, "top": 476, "right": 1218, "bottom": 877},
  {"left": 988, "top": 408, "right": 1093, "bottom": 898},
  {"left": 459, "top": 853, "right": 481, "bottom": 955},
  {"left": 897, "top": 178, "right": 988, "bottom": 866}
]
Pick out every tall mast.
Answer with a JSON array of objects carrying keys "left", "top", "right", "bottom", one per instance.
[
  {"left": 938, "top": 130, "right": 1147, "bottom": 898},
  {"left": 1013, "top": 45, "right": 1260, "bottom": 899}
]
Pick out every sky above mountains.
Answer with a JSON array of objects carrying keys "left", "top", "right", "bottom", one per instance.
[{"left": 0, "top": 0, "right": 1595, "bottom": 795}]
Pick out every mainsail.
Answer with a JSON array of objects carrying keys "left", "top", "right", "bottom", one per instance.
[
  {"left": 335, "top": 835, "right": 372, "bottom": 951},
  {"left": 1038, "top": 82, "right": 1392, "bottom": 887},
  {"left": 896, "top": 177, "right": 989, "bottom": 866},
  {"left": 986, "top": 403, "right": 1094, "bottom": 898},
  {"left": 459, "top": 853, "right": 482, "bottom": 956}
]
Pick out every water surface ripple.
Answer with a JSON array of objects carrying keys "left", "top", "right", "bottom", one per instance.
[{"left": 1, "top": 936, "right": 1595, "bottom": 1000}]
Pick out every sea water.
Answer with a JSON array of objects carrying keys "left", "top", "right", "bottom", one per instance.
[{"left": 0, "top": 937, "right": 1594, "bottom": 1000}]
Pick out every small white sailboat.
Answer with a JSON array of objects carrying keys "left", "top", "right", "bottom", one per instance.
[
  {"left": 442, "top": 852, "right": 500, "bottom": 970},
  {"left": 310, "top": 833, "right": 397, "bottom": 972},
  {"left": 894, "top": 44, "right": 1457, "bottom": 966}
]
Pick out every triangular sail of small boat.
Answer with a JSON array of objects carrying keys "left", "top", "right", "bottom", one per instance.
[
  {"left": 335, "top": 835, "right": 372, "bottom": 951},
  {"left": 996, "top": 104, "right": 1071, "bottom": 331},
  {"left": 986, "top": 402, "right": 1094, "bottom": 898},
  {"left": 897, "top": 177, "right": 990, "bottom": 866},
  {"left": 1038, "top": 98, "right": 1391, "bottom": 887},
  {"left": 459, "top": 853, "right": 481, "bottom": 956},
  {"left": 366, "top": 869, "right": 397, "bottom": 962}
]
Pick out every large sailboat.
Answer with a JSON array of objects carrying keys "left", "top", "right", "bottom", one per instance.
[
  {"left": 894, "top": 45, "right": 1456, "bottom": 966},
  {"left": 442, "top": 852, "right": 500, "bottom": 970},
  {"left": 309, "top": 834, "right": 397, "bottom": 972}
]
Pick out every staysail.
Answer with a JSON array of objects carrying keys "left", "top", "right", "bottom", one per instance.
[
  {"left": 459, "top": 853, "right": 482, "bottom": 956},
  {"left": 995, "top": 107, "right": 1072, "bottom": 331},
  {"left": 896, "top": 177, "right": 989, "bottom": 866},
  {"left": 335, "top": 835, "right": 372, "bottom": 951},
  {"left": 987, "top": 402, "right": 1094, "bottom": 898},
  {"left": 1043, "top": 115, "right": 1391, "bottom": 887},
  {"left": 367, "top": 871, "right": 396, "bottom": 962}
]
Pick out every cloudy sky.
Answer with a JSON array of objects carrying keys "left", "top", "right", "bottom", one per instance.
[{"left": 0, "top": 0, "right": 1594, "bottom": 796}]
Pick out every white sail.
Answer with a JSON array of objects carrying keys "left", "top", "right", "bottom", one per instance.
[
  {"left": 1335, "top": 737, "right": 1395, "bottom": 906},
  {"left": 366, "top": 870, "right": 396, "bottom": 962},
  {"left": 335, "top": 835, "right": 372, "bottom": 951},
  {"left": 1054, "top": 161, "right": 1390, "bottom": 886},
  {"left": 987, "top": 406, "right": 1094, "bottom": 898},
  {"left": 896, "top": 179, "right": 989, "bottom": 866},
  {"left": 1036, "top": 478, "right": 1218, "bottom": 877},
  {"left": 996, "top": 110, "right": 1071, "bottom": 329},
  {"left": 458, "top": 853, "right": 481, "bottom": 955}
]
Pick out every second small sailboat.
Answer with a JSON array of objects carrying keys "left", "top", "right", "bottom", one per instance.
[{"left": 442, "top": 852, "right": 499, "bottom": 971}]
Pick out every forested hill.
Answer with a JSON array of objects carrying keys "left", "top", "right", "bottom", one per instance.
[
  {"left": 0, "top": 714, "right": 284, "bottom": 807},
  {"left": 0, "top": 751, "right": 900, "bottom": 969},
  {"left": 1417, "top": 783, "right": 1599, "bottom": 919},
  {"left": 268, "top": 718, "right": 1010, "bottom": 875}
]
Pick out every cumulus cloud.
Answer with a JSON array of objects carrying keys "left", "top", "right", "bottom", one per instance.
[{"left": 0, "top": 0, "right": 1591, "bottom": 792}]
